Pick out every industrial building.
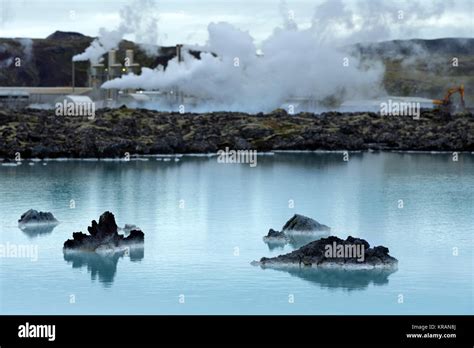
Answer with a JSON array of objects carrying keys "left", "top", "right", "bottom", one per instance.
[{"left": 0, "top": 45, "right": 188, "bottom": 110}]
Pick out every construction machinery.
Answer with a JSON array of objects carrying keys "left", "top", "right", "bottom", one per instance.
[{"left": 433, "top": 84, "right": 466, "bottom": 112}]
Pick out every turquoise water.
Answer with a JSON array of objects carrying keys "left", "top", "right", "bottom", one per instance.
[{"left": 0, "top": 152, "right": 472, "bottom": 314}]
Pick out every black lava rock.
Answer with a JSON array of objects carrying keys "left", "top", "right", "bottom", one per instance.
[
  {"left": 254, "top": 236, "right": 397, "bottom": 269},
  {"left": 18, "top": 209, "right": 58, "bottom": 225},
  {"left": 282, "top": 214, "right": 331, "bottom": 232},
  {"left": 263, "top": 228, "right": 290, "bottom": 243},
  {"left": 63, "top": 211, "right": 144, "bottom": 252}
]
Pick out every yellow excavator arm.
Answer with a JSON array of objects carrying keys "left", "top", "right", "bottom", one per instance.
[{"left": 433, "top": 85, "right": 466, "bottom": 110}]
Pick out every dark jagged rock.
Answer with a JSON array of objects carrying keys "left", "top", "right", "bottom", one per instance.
[
  {"left": 125, "top": 230, "right": 145, "bottom": 244},
  {"left": 263, "top": 228, "right": 290, "bottom": 243},
  {"left": 253, "top": 236, "right": 398, "bottom": 269},
  {"left": 18, "top": 209, "right": 58, "bottom": 225},
  {"left": 63, "top": 211, "right": 144, "bottom": 252},
  {"left": 282, "top": 214, "right": 331, "bottom": 233},
  {"left": 87, "top": 211, "right": 118, "bottom": 238}
]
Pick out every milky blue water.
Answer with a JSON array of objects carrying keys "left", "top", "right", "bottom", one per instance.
[{"left": 0, "top": 152, "right": 472, "bottom": 314}]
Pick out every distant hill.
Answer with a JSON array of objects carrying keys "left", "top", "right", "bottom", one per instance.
[
  {"left": 355, "top": 37, "right": 474, "bottom": 56},
  {"left": 356, "top": 38, "right": 474, "bottom": 104},
  {"left": 0, "top": 32, "right": 472, "bottom": 103}
]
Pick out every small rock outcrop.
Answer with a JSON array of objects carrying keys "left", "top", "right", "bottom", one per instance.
[
  {"left": 282, "top": 214, "right": 331, "bottom": 233},
  {"left": 18, "top": 209, "right": 58, "bottom": 225},
  {"left": 120, "top": 224, "right": 141, "bottom": 234},
  {"left": 262, "top": 215, "right": 330, "bottom": 245},
  {"left": 63, "top": 211, "right": 144, "bottom": 252},
  {"left": 253, "top": 236, "right": 397, "bottom": 269},
  {"left": 263, "top": 228, "right": 290, "bottom": 243}
]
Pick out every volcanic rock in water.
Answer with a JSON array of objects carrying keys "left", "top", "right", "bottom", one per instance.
[
  {"left": 63, "top": 211, "right": 144, "bottom": 252},
  {"left": 120, "top": 224, "right": 141, "bottom": 234},
  {"left": 253, "top": 236, "right": 397, "bottom": 269},
  {"left": 282, "top": 214, "right": 331, "bottom": 233},
  {"left": 263, "top": 228, "right": 290, "bottom": 243},
  {"left": 18, "top": 209, "right": 59, "bottom": 225}
]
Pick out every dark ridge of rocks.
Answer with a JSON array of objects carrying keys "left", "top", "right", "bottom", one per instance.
[
  {"left": 254, "top": 236, "right": 398, "bottom": 269},
  {"left": 63, "top": 211, "right": 144, "bottom": 252},
  {"left": 282, "top": 214, "right": 331, "bottom": 233},
  {"left": 18, "top": 209, "right": 58, "bottom": 225},
  {"left": 0, "top": 108, "right": 472, "bottom": 159}
]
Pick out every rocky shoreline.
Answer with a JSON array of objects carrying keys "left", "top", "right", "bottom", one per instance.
[{"left": 0, "top": 107, "right": 472, "bottom": 159}]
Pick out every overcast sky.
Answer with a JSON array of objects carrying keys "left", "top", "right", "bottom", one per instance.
[{"left": 0, "top": 0, "right": 472, "bottom": 45}]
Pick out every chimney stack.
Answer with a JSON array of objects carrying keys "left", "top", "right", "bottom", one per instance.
[
  {"left": 126, "top": 49, "right": 135, "bottom": 65},
  {"left": 107, "top": 49, "right": 123, "bottom": 101},
  {"left": 176, "top": 44, "right": 183, "bottom": 63},
  {"left": 125, "top": 49, "right": 140, "bottom": 74},
  {"left": 108, "top": 50, "right": 117, "bottom": 67}
]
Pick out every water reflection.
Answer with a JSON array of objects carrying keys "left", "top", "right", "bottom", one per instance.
[
  {"left": 262, "top": 266, "right": 397, "bottom": 291},
  {"left": 265, "top": 241, "right": 286, "bottom": 251},
  {"left": 63, "top": 247, "right": 144, "bottom": 286},
  {"left": 18, "top": 224, "right": 58, "bottom": 238}
]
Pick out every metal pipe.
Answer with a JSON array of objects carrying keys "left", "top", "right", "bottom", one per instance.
[
  {"left": 176, "top": 44, "right": 183, "bottom": 63},
  {"left": 108, "top": 50, "right": 117, "bottom": 67},
  {"left": 126, "top": 49, "right": 134, "bottom": 66}
]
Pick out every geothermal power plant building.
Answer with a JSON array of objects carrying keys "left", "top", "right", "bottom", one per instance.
[{"left": 0, "top": 45, "right": 187, "bottom": 109}]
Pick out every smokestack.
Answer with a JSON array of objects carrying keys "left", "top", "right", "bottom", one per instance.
[
  {"left": 108, "top": 50, "right": 117, "bottom": 67},
  {"left": 89, "top": 62, "right": 105, "bottom": 100},
  {"left": 175, "top": 44, "right": 184, "bottom": 104},
  {"left": 107, "top": 49, "right": 123, "bottom": 80},
  {"left": 176, "top": 44, "right": 183, "bottom": 63},
  {"left": 124, "top": 49, "right": 140, "bottom": 94},
  {"left": 125, "top": 49, "right": 140, "bottom": 74},
  {"left": 107, "top": 49, "right": 123, "bottom": 101},
  {"left": 126, "top": 49, "right": 134, "bottom": 65}
]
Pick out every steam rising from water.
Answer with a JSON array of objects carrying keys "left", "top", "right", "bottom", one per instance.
[
  {"left": 103, "top": 8, "right": 386, "bottom": 112},
  {"left": 87, "top": 0, "right": 455, "bottom": 112}
]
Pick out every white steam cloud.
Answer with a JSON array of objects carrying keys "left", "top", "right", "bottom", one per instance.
[
  {"left": 18, "top": 38, "right": 33, "bottom": 61},
  {"left": 0, "top": 57, "right": 13, "bottom": 68},
  {"left": 101, "top": 0, "right": 455, "bottom": 112},
  {"left": 0, "top": 44, "right": 12, "bottom": 68},
  {"left": 73, "top": 0, "right": 159, "bottom": 62},
  {"left": 310, "top": 0, "right": 455, "bottom": 45}
]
